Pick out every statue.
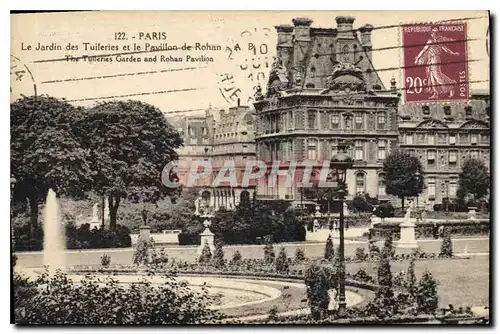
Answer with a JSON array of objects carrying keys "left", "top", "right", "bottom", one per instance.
[
  {"left": 404, "top": 201, "right": 412, "bottom": 220},
  {"left": 194, "top": 197, "right": 201, "bottom": 216},
  {"left": 253, "top": 83, "right": 263, "bottom": 101}
]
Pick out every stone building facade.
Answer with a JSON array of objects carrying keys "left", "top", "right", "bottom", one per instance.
[
  {"left": 173, "top": 16, "right": 490, "bottom": 209},
  {"left": 253, "top": 17, "right": 400, "bottom": 202},
  {"left": 398, "top": 90, "right": 490, "bottom": 208},
  {"left": 174, "top": 102, "right": 256, "bottom": 210}
]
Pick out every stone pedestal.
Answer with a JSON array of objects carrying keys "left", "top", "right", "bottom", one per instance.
[
  {"left": 343, "top": 202, "right": 349, "bottom": 216},
  {"left": 468, "top": 207, "right": 477, "bottom": 221},
  {"left": 198, "top": 216, "right": 215, "bottom": 254},
  {"left": 139, "top": 225, "right": 151, "bottom": 240},
  {"left": 397, "top": 218, "right": 418, "bottom": 253},
  {"left": 370, "top": 216, "right": 382, "bottom": 228},
  {"left": 198, "top": 228, "right": 215, "bottom": 254}
]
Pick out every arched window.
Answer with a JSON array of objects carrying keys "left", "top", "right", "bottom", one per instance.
[
  {"left": 240, "top": 190, "right": 250, "bottom": 205},
  {"left": 355, "top": 172, "right": 365, "bottom": 194},
  {"left": 378, "top": 173, "right": 386, "bottom": 196}
]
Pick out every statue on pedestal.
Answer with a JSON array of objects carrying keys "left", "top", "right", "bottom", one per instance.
[{"left": 194, "top": 197, "right": 201, "bottom": 216}]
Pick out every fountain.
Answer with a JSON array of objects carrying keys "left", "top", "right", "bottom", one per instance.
[{"left": 43, "top": 189, "right": 66, "bottom": 270}]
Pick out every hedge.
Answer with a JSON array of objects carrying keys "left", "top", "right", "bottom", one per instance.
[
  {"left": 14, "top": 223, "right": 132, "bottom": 252},
  {"left": 370, "top": 219, "right": 490, "bottom": 240}
]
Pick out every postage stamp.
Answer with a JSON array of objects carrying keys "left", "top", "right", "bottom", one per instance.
[{"left": 401, "top": 23, "right": 469, "bottom": 103}]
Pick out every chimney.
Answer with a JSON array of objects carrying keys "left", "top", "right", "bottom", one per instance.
[
  {"left": 335, "top": 16, "right": 355, "bottom": 39},
  {"left": 358, "top": 24, "right": 374, "bottom": 60},
  {"left": 275, "top": 24, "right": 294, "bottom": 72},
  {"left": 292, "top": 17, "right": 313, "bottom": 42}
]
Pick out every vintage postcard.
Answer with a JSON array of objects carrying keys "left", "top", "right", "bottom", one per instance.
[{"left": 10, "top": 11, "right": 490, "bottom": 325}]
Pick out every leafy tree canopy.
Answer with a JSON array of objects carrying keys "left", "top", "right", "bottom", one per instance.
[
  {"left": 75, "top": 100, "right": 183, "bottom": 229},
  {"left": 383, "top": 150, "right": 424, "bottom": 210},
  {"left": 457, "top": 158, "right": 490, "bottom": 201},
  {"left": 11, "top": 95, "right": 93, "bottom": 231}
]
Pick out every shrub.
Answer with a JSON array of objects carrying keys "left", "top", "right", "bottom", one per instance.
[
  {"left": 132, "top": 237, "right": 154, "bottom": 265},
  {"left": 268, "top": 306, "right": 279, "bottom": 322},
  {"left": 382, "top": 236, "right": 395, "bottom": 258},
  {"left": 151, "top": 247, "right": 169, "bottom": 265},
  {"left": 351, "top": 195, "right": 371, "bottom": 214},
  {"left": 275, "top": 247, "right": 289, "bottom": 274},
  {"left": 294, "top": 248, "right": 306, "bottom": 263},
  {"left": 324, "top": 235, "right": 335, "bottom": 261},
  {"left": 231, "top": 250, "right": 242, "bottom": 264},
  {"left": 212, "top": 242, "right": 225, "bottom": 269},
  {"left": 377, "top": 252, "right": 392, "bottom": 294},
  {"left": 13, "top": 270, "right": 215, "bottom": 324},
  {"left": 100, "top": 254, "right": 111, "bottom": 267},
  {"left": 264, "top": 240, "right": 275, "bottom": 264},
  {"left": 416, "top": 270, "right": 439, "bottom": 314},
  {"left": 351, "top": 268, "right": 374, "bottom": 283},
  {"left": 305, "top": 263, "right": 334, "bottom": 320},
  {"left": 406, "top": 256, "right": 417, "bottom": 296},
  {"left": 374, "top": 202, "right": 395, "bottom": 219},
  {"left": 354, "top": 247, "right": 367, "bottom": 262},
  {"left": 198, "top": 242, "right": 212, "bottom": 264},
  {"left": 439, "top": 230, "right": 453, "bottom": 258}
]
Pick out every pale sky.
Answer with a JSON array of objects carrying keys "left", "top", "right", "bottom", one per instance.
[{"left": 11, "top": 11, "right": 489, "bottom": 117}]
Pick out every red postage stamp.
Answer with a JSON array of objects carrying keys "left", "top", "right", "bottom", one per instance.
[{"left": 402, "top": 23, "right": 469, "bottom": 103}]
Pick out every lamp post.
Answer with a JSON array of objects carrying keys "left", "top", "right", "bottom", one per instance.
[
  {"left": 10, "top": 175, "right": 17, "bottom": 254},
  {"left": 330, "top": 142, "right": 354, "bottom": 318},
  {"left": 414, "top": 171, "right": 422, "bottom": 221}
]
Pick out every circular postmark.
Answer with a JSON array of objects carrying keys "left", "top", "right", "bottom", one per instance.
[
  {"left": 216, "top": 27, "right": 273, "bottom": 105},
  {"left": 10, "top": 55, "right": 37, "bottom": 102}
]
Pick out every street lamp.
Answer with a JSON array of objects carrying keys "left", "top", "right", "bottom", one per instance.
[
  {"left": 10, "top": 175, "right": 17, "bottom": 254},
  {"left": 330, "top": 142, "right": 354, "bottom": 318},
  {"left": 414, "top": 171, "right": 423, "bottom": 221}
]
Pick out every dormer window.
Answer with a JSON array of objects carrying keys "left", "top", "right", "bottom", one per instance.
[
  {"left": 465, "top": 106, "right": 473, "bottom": 116},
  {"left": 444, "top": 105, "right": 451, "bottom": 115}
]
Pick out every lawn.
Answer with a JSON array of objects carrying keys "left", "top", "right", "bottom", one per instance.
[{"left": 346, "top": 256, "right": 490, "bottom": 308}]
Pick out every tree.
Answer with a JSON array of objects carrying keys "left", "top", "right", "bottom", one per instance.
[
  {"left": 383, "top": 150, "right": 424, "bottom": 211},
  {"left": 457, "top": 158, "right": 490, "bottom": 202},
  {"left": 294, "top": 248, "right": 306, "bottom": 263},
  {"left": 275, "top": 247, "right": 289, "bottom": 273},
  {"left": 263, "top": 238, "right": 275, "bottom": 264},
  {"left": 416, "top": 270, "right": 439, "bottom": 314},
  {"left": 439, "top": 229, "right": 453, "bottom": 258},
  {"left": 11, "top": 95, "right": 93, "bottom": 234},
  {"left": 376, "top": 251, "right": 395, "bottom": 312},
  {"left": 406, "top": 255, "right": 417, "bottom": 296},
  {"left": 76, "top": 100, "right": 183, "bottom": 230},
  {"left": 304, "top": 263, "right": 334, "bottom": 320},
  {"left": 377, "top": 252, "right": 393, "bottom": 289},
  {"left": 382, "top": 236, "right": 395, "bottom": 259},
  {"left": 198, "top": 242, "right": 212, "bottom": 264},
  {"left": 324, "top": 234, "right": 335, "bottom": 261},
  {"left": 212, "top": 242, "right": 225, "bottom": 269}
]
